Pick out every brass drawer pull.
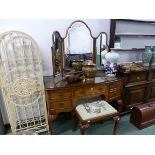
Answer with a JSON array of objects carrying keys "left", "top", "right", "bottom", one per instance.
[
  {"left": 91, "top": 88, "right": 93, "bottom": 91},
  {"left": 137, "top": 76, "right": 140, "bottom": 80}
]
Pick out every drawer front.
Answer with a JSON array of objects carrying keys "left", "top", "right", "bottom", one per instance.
[
  {"left": 109, "top": 80, "right": 122, "bottom": 90},
  {"left": 49, "top": 100, "right": 72, "bottom": 109},
  {"left": 109, "top": 90, "right": 121, "bottom": 101},
  {"left": 128, "top": 72, "right": 147, "bottom": 83},
  {"left": 109, "top": 80, "right": 122, "bottom": 101},
  {"left": 73, "top": 84, "right": 108, "bottom": 98},
  {"left": 48, "top": 90, "right": 72, "bottom": 100}
]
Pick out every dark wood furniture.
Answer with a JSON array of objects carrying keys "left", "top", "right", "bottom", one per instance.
[
  {"left": 119, "top": 66, "right": 155, "bottom": 112},
  {"left": 130, "top": 102, "right": 155, "bottom": 129},
  {"left": 44, "top": 76, "right": 123, "bottom": 134}
]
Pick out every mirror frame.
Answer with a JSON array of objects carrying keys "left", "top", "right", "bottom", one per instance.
[
  {"left": 62, "top": 20, "right": 95, "bottom": 74},
  {"left": 51, "top": 20, "right": 109, "bottom": 78},
  {"left": 51, "top": 31, "right": 63, "bottom": 78},
  {"left": 96, "top": 32, "right": 109, "bottom": 66}
]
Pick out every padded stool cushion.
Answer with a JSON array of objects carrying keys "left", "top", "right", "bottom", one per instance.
[{"left": 76, "top": 100, "right": 117, "bottom": 120}]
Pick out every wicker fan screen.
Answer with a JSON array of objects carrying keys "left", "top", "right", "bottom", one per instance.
[{"left": 0, "top": 31, "right": 49, "bottom": 134}]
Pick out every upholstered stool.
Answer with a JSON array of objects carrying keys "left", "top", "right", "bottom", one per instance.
[{"left": 75, "top": 100, "right": 120, "bottom": 135}]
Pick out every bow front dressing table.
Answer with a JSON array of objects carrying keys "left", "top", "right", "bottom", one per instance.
[
  {"left": 44, "top": 75, "right": 123, "bottom": 133},
  {"left": 46, "top": 20, "right": 123, "bottom": 133}
]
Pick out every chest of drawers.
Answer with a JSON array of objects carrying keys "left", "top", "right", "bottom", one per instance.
[{"left": 119, "top": 67, "right": 155, "bottom": 111}]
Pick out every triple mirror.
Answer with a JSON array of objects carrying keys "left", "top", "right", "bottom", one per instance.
[{"left": 51, "top": 20, "right": 109, "bottom": 78}]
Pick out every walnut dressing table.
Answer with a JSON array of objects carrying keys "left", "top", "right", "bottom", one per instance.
[{"left": 44, "top": 76, "right": 123, "bottom": 134}]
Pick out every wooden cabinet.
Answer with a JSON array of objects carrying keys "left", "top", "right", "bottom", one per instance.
[
  {"left": 148, "top": 82, "right": 155, "bottom": 102},
  {"left": 119, "top": 67, "right": 155, "bottom": 111},
  {"left": 125, "top": 84, "right": 147, "bottom": 109}
]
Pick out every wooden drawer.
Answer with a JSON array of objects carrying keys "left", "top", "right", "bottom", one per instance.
[
  {"left": 49, "top": 100, "right": 72, "bottom": 109},
  {"left": 93, "top": 85, "right": 108, "bottom": 94},
  {"left": 127, "top": 72, "right": 147, "bottom": 83},
  {"left": 109, "top": 80, "right": 122, "bottom": 90},
  {"left": 73, "top": 84, "right": 108, "bottom": 98},
  {"left": 109, "top": 90, "right": 121, "bottom": 101},
  {"left": 48, "top": 90, "right": 72, "bottom": 100}
]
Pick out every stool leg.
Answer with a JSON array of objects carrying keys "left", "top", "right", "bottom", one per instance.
[
  {"left": 113, "top": 116, "right": 120, "bottom": 135},
  {"left": 72, "top": 111, "right": 78, "bottom": 131},
  {"left": 79, "top": 123, "right": 90, "bottom": 135}
]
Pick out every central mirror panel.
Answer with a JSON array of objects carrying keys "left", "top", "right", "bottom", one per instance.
[
  {"left": 96, "top": 32, "right": 108, "bottom": 67},
  {"left": 64, "top": 21, "right": 94, "bottom": 72}
]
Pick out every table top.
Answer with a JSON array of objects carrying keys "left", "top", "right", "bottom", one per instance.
[{"left": 44, "top": 75, "right": 121, "bottom": 90}]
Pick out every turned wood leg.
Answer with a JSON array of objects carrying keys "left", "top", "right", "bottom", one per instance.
[
  {"left": 48, "top": 114, "right": 57, "bottom": 134},
  {"left": 117, "top": 99, "right": 123, "bottom": 113},
  {"left": 113, "top": 116, "right": 120, "bottom": 135},
  {"left": 79, "top": 122, "right": 90, "bottom": 135}
]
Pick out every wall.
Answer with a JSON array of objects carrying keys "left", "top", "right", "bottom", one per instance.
[{"left": 0, "top": 19, "right": 110, "bottom": 124}]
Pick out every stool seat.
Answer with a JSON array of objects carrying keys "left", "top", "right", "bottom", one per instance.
[
  {"left": 74, "top": 100, "right": 122, "bottom": 135},
  {"left": 76, "top": 100, "right": 117, "bottom": 121}
]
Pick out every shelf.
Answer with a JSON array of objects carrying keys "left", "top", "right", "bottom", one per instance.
[
  {"left": 111, "top": 48, "right": 144, "bottom": 51},
  {"left": 115, "top": 33, "right": 155, "bottom": 37},
  {"left": 116, "top": 19, "right": 155, "bottom": 24}
]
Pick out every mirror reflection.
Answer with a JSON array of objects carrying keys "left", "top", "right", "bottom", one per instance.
[
  {"left": 96, "top": 33, "right": 108, "bottom": 67},
  {"left": 64, "top": 21, "right": 93, "bottom": 71},
  {"left": 52, "top": 31, "right": 63, "bottom": 76}
]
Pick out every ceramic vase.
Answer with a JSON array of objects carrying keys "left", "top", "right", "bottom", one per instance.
[
  {"left": 142, "top": 46, "right": 152, "bottom": 67},
  {"left": 101, "top": 50, "right": 108, "bottom": 66},
  {"left": 104, "top": 50, "right": 119, "bottom": 76},
  {"left": 151, "top": 46, "right": 155, "bottom": 66},
  {"left": 105, "top": 50, "right": 119, "bottom": 63}
]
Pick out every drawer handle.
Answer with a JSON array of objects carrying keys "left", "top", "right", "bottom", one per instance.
[
  {"left": 137, "top": 76, "right": 140, "bottom": 80},
  {"left": 91, "top": 88, "right": 93, "bottom": 91}
]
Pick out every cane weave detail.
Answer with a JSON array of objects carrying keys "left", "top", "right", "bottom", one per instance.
[
  {"left": 0, "top": 31, "right": 49, "bottom": 134},
  {"left": 13, "top": 77, "right": 36, "bottom": 97}
]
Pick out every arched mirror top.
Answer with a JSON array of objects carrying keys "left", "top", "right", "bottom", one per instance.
[
  {"left": 63, "top": 20, "right": 94, "bottom": 39},
  {"left": 63, "top": 20, "right": 94, "bottom": 56}
]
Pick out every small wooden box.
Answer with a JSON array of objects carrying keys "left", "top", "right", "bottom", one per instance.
[{"left": 130, "top": 103, "right": 155, "bottom": 129}]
